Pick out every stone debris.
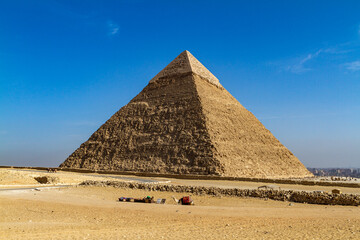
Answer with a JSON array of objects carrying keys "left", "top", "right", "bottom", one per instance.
[
  {"left": 332, "top": 189, "right": 342, "bottom": 194},
  {"left": 80, "top": 180, "right": 360, "bottom": 206},
  {"left": 258, "top": 185, "right": 281, "bottom": 190},
  {"left": 60, "top": 50, "right": 312, "bottom": 178},
  {"left": 34, "top": 176, "right": 59, "bottom": 184}
]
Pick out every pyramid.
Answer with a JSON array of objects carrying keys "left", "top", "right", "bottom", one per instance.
[{"left": 60, "top": 51, "right": 312, "bottom": 178}]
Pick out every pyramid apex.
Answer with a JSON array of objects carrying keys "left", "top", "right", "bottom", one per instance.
[
  {"left": 178, "top": 50, "right": 191, "bottom": 58},
  {"left": 150, "top": 51, "right": 223, "bottom": 88}
]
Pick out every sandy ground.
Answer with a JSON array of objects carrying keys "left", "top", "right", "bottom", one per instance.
[
  {"left": 1, "top": 186, "right": 360, "bottom": 240},
  {"left": 0, "top": 168, "right": 160, "bottom": 188},
  {"left": 1, "top": 168, "right": 360, "bottom": 239}
]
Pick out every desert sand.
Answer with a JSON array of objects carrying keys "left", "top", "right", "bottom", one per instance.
[{"left": 0, "top": 168, "right": 359, "bottom": 239}]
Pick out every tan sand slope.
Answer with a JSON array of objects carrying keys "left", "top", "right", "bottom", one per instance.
[
  {"left": 0, "top": 168, "right": 131, "bottom": 186},
  {"left": 60, "top": 51, "right": 312, "bottom": 178}
]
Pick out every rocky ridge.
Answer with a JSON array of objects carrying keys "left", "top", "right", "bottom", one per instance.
[{"left": 81, "top": 180, "right": 360, "bottom": 206}]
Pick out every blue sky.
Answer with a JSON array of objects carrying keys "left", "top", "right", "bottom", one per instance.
[{"left": 0, "top": 0, "right": 359, "bottom": 168}]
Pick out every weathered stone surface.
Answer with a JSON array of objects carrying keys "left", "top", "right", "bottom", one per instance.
[
  {"left": 60, "top": 51, "right": 312, "bottom": 178},
  {"left": 193, "top": 74, "right": 311, "bottom": 178},
  {"left": 61, "top": 73, "right": 220, "bottom": 175}
]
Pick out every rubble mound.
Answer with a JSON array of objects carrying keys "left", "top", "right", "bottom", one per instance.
[
  {"left": 81, "top": 180, "right": 360, "bottom": 206},
  {"left": 34, "top": 176, "right": 59, "bottom": 184}
]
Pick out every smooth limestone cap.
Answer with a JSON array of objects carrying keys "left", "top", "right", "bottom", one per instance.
[{"left": 150, "top": 50, "right": 223, "bottom": 89}]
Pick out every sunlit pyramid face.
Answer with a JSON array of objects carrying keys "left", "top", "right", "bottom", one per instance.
[{"left": 60, "top": 51, "right": 312, "bottom": 179}]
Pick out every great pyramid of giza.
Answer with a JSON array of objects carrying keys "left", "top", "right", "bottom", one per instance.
[{"left": 60, "top": 50, "right": 312, "bottom": 178}]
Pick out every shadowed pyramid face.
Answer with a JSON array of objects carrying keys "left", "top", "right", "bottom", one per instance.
[{"left": 60, "top": 51, "right": 312, "bottom": 178}]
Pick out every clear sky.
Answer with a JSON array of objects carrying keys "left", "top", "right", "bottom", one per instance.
[{"left": 0, "top": 0, "right": 359, "bottom": 168}]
